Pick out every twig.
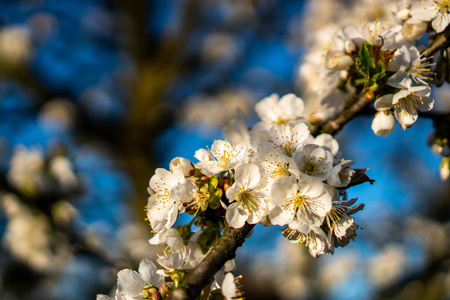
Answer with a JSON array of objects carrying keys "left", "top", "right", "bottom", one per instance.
[
  {"left": 423, "top": 27, "right": 450, "bottom": 58},
  {"left": 170, "top": 223, "right": 254, "bottom": 300},
  {"left": 311, "top": 93, "right": 370, "bottom": 137}
]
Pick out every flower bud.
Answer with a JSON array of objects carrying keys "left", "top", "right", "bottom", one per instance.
[
  {"left": 339, "top": 71, "right": 349, "bottom": 82},
  {"left": 160, "top": 282, "right": 170, "bottom": 299},
  {"left": 344, "top": 40, "right": 357, "bottom": 55},
  {"left": 396, "top": 7, "right": 410, "bottom": 21},
  {"left": 440, "top": 157, "right": 450, "bottom": 181},
  {"left": 371, "top": 111, "right": 395, "bottom": 136},
  {"left": 142, "top": 285, "right": 158, "bottom": 299},
  {"left": 169, "top": 157, "right": 194, "bottom": 176},
  {"left": 152, "top": 291, "right": 163, "bottom": 300}
]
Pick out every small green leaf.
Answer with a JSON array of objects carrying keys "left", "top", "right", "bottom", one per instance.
[
  {"left": 359, "top": 43, "right": 374, "bottom": 71},
  {"left": 208, "top": 189, "right": 223, "bottom": 209},
  {"left": 208, "top": 175, "right": 219, "bottom": 194}
]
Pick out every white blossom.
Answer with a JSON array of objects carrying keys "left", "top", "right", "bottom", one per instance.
[
  {"left": 196, "top": 139, "right": 246, "bottom": 175},
  {"left": 116, "top": 258, "right": 164, "bottom": 300},
  {"left": 146, "top": 168, "right": 188, "bottom": 232},
  {"left": 387, "top": 45, "right": 433, "bottom": 88},
  {"left": 411, "top": 0, "right": 450, "bottom": 33},
  {"left": 156, "top": 246, "right": 204, "bottom": 276},
  {"left": 269, "top": 176, "right": 332, "bottom": 229},
  {"left": 327, "top": 160, "right": 355, "bottom": 187},
  {"left": 169, "top": 157, "right": 194, "bottom": 177},
  {"left": 343, "top": 19, "right": 402, "bottom": 48},
  {"left": 253, "top": 93, "right": 306, "bottom": 131},
  {"left": 294, "top": 144, "right": 334, "bottom": 181},
  {"left": 225, "top": 163, "right": 269, "bottom": 228},
  {"left": 267, "top": 123, "right": 310, "bottom": 157}
]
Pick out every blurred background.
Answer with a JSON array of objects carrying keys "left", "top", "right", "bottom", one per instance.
[{"left": 0, "top": 0, "right": 449, "bottom": 299}]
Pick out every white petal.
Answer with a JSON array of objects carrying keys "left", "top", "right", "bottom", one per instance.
[
  {"left": 270, "top": 176, "right": 297, "bottom": 206},
  {"left": 279, "top": 93, "right": 305, "bottom": 117},
  {"left": 410, "top": 1, "right": 438, "bottom": 21},
  {"left": 255, "top": 93, "right": 279, "bottom": 122},
  {"left": 117, "top": 269, "right": 145, "bottom": 298},
  {"left": 234, "top": 163, "right": 260, "bottom": 189},
  {"left": 374, "top": 94, "right": 394, "bottom": 110},
  {"left": 222, "top": 273, "right": 237, "bottom": 300},
  {"left": 96, "top": 295, "right": 115, "bottom": 300},
  {"left": 432, "top": 12, "right": 450, "bottom": 33},
  {"left": 225, "top": 202, "right": 248, "bottom": 228},
  {"left": 139, "top": 258, "right": 164, "bottom": 288},
  {"left": 371, "top": 111, "right": 395, "bottom": 136},
  {"left": 415, "top": 96, "right": 434, "bottom": 112},
  {"left": 268, "top": 206, "right": 294, "bottom": 225},
  {"left": 171, "top": 180, "right": 197, "bottom": 203},
  {"left": 394, "top": 104, "right": 417, "bottom": 129},
  {"left": 194, "top": 148, "right": 210, "bottom": 163}
]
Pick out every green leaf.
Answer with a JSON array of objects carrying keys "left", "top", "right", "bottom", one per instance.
[
  {"left": 208, "top": 188, "right": 222, "bottom": 209},
  {"left": 359, "top": 43, "right": 374, "bottom": 71},
  {"left": 208, "top": 175, "right": 219, "bottom": 194}
]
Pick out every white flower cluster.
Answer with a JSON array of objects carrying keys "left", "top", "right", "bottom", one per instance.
[
  {"left": 298, "top": 0, "right": 448, "bottom": 135},
  {"left": 7, "top": 145, "right": 78, "bottom": 196},
  {"left": 146, "top": 94, "right": 365, "bottom": 257},
  {"left": 98, "top": 228, "right": 239, "bottom": 300}
]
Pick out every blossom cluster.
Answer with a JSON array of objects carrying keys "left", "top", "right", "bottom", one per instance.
[
  {"left": 298, "top": 0, "right": 450, "bottom": 135},
  {"left": 97, "top": 93, "right": 368, "bottom": 299},
  {"left": 147, "top": 94, "right": 366, "bottom": 258}
]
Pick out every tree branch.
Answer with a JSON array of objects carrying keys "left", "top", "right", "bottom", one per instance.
[
  {"left": 422, "top": 26, "right": 450, "bottom": 58},
  {"left": 171, "top": 223, "right": 254, "bottom": 300},
  {"left": 311, "top": 93, "right": 370, "bottom": 137}
]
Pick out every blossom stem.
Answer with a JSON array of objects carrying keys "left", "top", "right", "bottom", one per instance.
[
  {"left": 422, "top": 26, "right": 450, "bottom": 58},
  {"left": 170, "top": 223, "right": 254, "bottom": 300}
]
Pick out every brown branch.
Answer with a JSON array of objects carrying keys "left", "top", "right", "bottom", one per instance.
[
  {"left": 170, "top": 223, "right": 254, "bottom": 300},
  {"left": 311, "top": 93, "right": 370, "bottom": 137},
  {"left": 423, "top": 26, "right": 450, "bottom": 58}
]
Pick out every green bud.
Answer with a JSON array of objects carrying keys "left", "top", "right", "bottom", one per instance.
[
  {"left": 208, "top": 175, "right": 219, "bottom": 192},
  {"left": 171, "top": 270, "right": 185, "bottom": 288},
  {"left": 142, "top": 284, "right": 158, "bottom": 299},
  {"left": 160, "top": 282, "right": 170, "bottom": 299}
]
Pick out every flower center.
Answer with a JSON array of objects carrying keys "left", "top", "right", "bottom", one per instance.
[
  {"left": 302, "top": 161, "right": 318, "bottom": 175},
  {"left": 292, "top": 192, "right": 308, "bottom": 212},
  {"left": 192, "top": 189, "right": 210, "bottom": 212},
  {"left": 275, "top": 117, "right": 288, "bottom": 125},
  {"left": 217, "top": 153, "right": 231, "bottom": 169},
  {"left": 272, "top": 164, "right": 290, "bottom": 177},
  {"left": 437, "top": 0, "right": 450, "bottom": 13}
]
